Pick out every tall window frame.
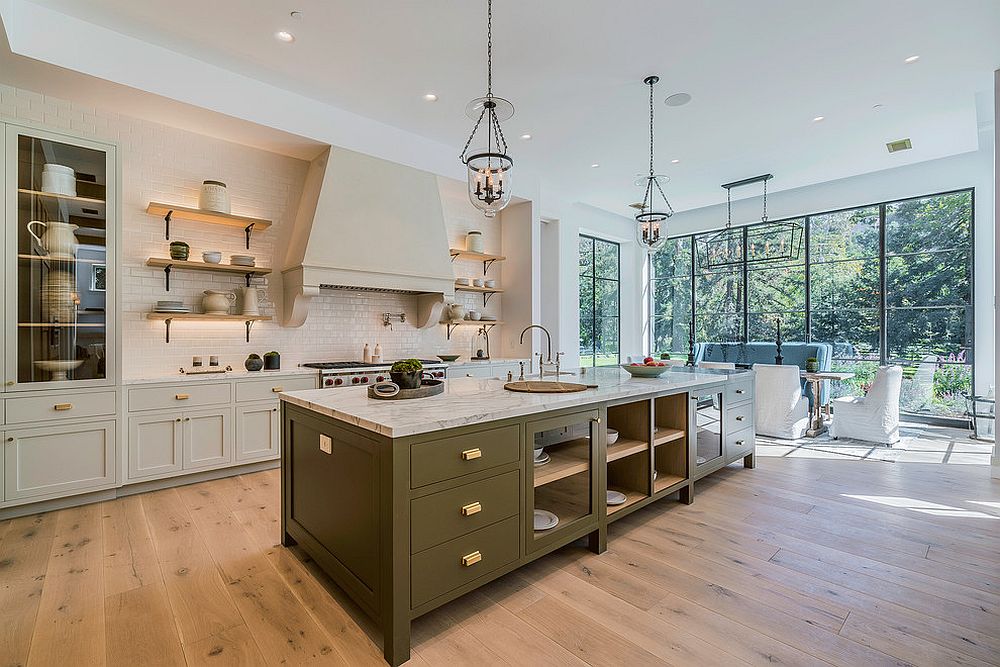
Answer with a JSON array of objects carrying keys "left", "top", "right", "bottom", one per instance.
[{"left": 579, "top": 235, "right": 621, "bottom": 367}]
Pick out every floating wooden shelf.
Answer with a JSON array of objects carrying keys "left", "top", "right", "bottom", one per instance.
[
  {"left": 533, "top": 439, "right": 589, "bottom": 487},
  {"left": 445, "top": 320, "right": 502, "bottom": 340},
  {"left": 606, "top": 437, "right": 649, "bottom": 463},
  {"left": 145, "top": 257, "right": 271, "bottom": 290},
  {"left": 18, "top": 188, "right": 105, "bottom": 205},
  {"left": 653, "top": 427, "right": 685, "bottom": 446},
  {"left": 455, "top": 284, "right": 503, "bottom": 306},
  {"left": 18, "top": 254, "right": 104, "bottom": 265},
  {"left": 449, "top": 249, "right": 505, "bottom": 273},
  {"left": 146, "top": 202, "right": 271, "bottom": 248},
  {"left": 145, "top": 313, "right": 271, "bottom": 343}
]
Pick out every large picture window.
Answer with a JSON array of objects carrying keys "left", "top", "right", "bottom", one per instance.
[
  {"left": 579, "top": 235, "right": 620, "bottom": 367},
  {"left": 650, "top": 189, "right": 975, "bottom": 418}
]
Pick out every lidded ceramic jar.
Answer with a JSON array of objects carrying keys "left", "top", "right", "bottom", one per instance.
[
  {"left": 199, "top": 180, "right": 230, "bottom": 214},
  {"left": 466, "top": 230, "right": 484, "bottom": 254}
]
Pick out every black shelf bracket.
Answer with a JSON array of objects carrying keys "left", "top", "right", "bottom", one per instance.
[
  {"left": 244, "top": 223, "right": 255, "bottom": 249},
  {"left": 164, "top": 210, "right": 173, "bottom": 240},
  {"left": 163, "top": 264, "right": 173, "bottom": 291},
  {"left": 446, "top": 322, "right": 459, "bottom": 340},
  {"left": 245, "top": 319, "right": 256, "bottom": 342},
  {"left": 483, "top": 291, "right": 497, "bottom": 307},
  {"left": 164, "top": 317, "right": 172, "bottom": 344},
  {"left": 245, "top": 272, "right": 254, "bottom": 287},
  {"left": 450, "top": 251, "right": 461, "bottom": 263},
  {"left": 483, "top": 259, "right": 497, "bottom": 273}
]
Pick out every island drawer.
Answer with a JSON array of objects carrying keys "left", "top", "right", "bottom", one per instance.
[
  {"left": 4, "top": 390, "right": 116, "bottom": 425},
  {"left": 411, "top": 515, "right": 519, "bottom": 608},
  {"left": 725, "top": 379, "right": 752, "bottom": 406},
  {"left": 411, "top": 470, "right": 519, "bottom": 553},
  {"left": 236, "top": 376, "right": 317, "bottom": 403},
  {"left": 128, "top": 383, "right": 232, "bottom": 412},
  {"left": 410, "top": 424, "right": 520, "bottom": 488},
  {"left": 726, "top": 426, "right": 754, "bottom": 459},
  {"left": 725, "top": 401, "right": 753, "bottom": 432}
]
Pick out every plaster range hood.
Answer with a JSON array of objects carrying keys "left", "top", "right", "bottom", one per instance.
[{"left": 282, "top": 146, "right": 455, "bottom": 327}]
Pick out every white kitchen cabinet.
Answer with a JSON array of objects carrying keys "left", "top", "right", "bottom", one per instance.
[
  {"left": 183, "top": 408, "right": 232, "bottom": 470},
  {"left": 128, "top": 407, "right": 232, "bottom": 480},
  {"left": 4, "top": 420, "right": 115, "bottom": 503},
  {"left": 235, "top": 401, "right": 280, "bottom": 462},
  {"left": 457, "top": 364, "right": 497, "bottom": 379}
]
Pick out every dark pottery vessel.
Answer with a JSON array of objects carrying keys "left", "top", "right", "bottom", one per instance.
[
  {"left": 390, "top": 370, "right": 422, "bottom": 390},
  {"left": 245, "top": 355, "right": 264, "bottom": 372}
]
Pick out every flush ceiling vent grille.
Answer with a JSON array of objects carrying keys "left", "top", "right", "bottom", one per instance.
[{"left": 886, "top": 138, "right": 912, "bottom": 153}]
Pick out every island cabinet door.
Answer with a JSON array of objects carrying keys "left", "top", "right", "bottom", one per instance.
[
  {"left": 526, "top": 408, "right": 601, "bottom": 553},
  {"left": 235, "top": 402, "right": 280, "bottom": 462},
  {"left": 183, "top": 407, "right": 233, "bottom": 470}
]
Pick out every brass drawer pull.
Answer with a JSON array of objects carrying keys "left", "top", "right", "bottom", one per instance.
[
  {"left": 735, "top": 389, "right": 745, "bottom": 395},
  {"left": 736, "top": 440, "right": 745, "bottom": 446},
  {"left": 735, "top": 415, "right": 745, "bottom": 421},
  {"left": 53, "top": 403, "right": 73, "bottom": 411},
  {"left": 175, "top": 394, "right": 190, "bottom": 400},
  {"left": 461, "top": 502, "right": 482, "bottom": 517},
  {"left": 461, "top": 551, "right": 482, "bottom": 567},
  {"left": 461, "top": 448, "right": 482, "bottom": 461},
  {"left": 271, "top": 386, "right": 283, "bottom": 393}
]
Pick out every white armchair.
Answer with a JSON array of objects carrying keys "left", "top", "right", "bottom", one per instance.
[
  {"left": 753, "top": 363, "right": 809, "bottom": 439},
  {"left": 829, "top": 366, "right": 903, "bottom": 445}
]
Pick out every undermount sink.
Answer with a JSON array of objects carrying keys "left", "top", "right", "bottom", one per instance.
[{"left": 503, "top": 380, "right": 592, "bottom": 393}]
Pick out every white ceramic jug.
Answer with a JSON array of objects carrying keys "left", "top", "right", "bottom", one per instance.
[
  {"left": 27, "top": 221, "right": 79, "bottom": 259},
  {"left": 202, "top": 290, "right": 236, "bottom": 315},
  {"left": 448, "top": 303, "right": 467, "bottom": 322},
  {"left": 240, "top": 286, "right": 264, "bottom": 316}
]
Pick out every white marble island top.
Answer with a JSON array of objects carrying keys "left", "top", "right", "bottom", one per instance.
[{"left": 280, "top": 366, "right": 751, "bottom": 437}]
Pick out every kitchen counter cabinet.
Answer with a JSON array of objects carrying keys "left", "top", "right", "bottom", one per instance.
[{"left": 281, "top": 367, "right": 755, "bottom": 665}]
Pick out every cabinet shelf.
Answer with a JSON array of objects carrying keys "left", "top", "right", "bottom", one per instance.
[
  {"left": 449, "top": 249, "right": 505, "bottom": 273},
  {"left": 145, "top": 257, "right": 271, "bottom": 290},
  {"left": 146, "top": 202, "right": 271, "bottom": 249},
  {"left": 145, "top": 313, "right": 271, "bottom": 344},
  {"left": 534, "top": 472, "right": 590, "bottom": 533},
  {"left": 18, "top": 253, "right": 105, "bottom": 265},
  {"left": 533, "top": 438, "right": 590, "bottom": 487},
  {"left": 653, "top": 427, "right": 685, "bottom": 446},
  {"left": 18, "top": 188, "right": 105, "bottom": 205},
  {"left": 18, "top": 322, "right": 105, "bottom": 328},
  {"left": 607, "top": 489, "right": 646, "bottom": 516},
  {"left": 653, "top": 473, "right": 686, "bottom": 494},
  {"left": 606, "top": 437, "right": 648, "bottom": 462}
]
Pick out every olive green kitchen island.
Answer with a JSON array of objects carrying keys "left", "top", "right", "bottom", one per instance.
[{"left": 280, "top": 366, "right": 756, "bottom": 665}]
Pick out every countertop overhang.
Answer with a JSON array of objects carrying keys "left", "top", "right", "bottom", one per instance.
[{"left": 280, "top": 366, "right": 752, "bottom": 437}]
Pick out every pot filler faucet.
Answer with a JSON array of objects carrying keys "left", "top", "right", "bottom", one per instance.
[{"left": 519, "top": 324, "right": 566, "bottom": 379}]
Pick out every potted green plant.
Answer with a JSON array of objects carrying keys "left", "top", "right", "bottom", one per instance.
[
  {"left": 660, "top": 353, "right": 671, "bottom": 360},
  {"left": 805, "top": 357, "right": 819, "bottom": 373},
  {"left": 244, "top": 353, "right": 264, "bottom": 372},
  {"left": 263, "top": 351, "right": 280, "bottom": 370},
  {"left": 390, "top": 359, "right": 424, "bottom": 390}
]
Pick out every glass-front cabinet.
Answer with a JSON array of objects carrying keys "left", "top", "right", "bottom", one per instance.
[
  {"left": 4, "top": 125, "right": 116, "bottom": 390},
  {"left": 691, "top": 389, "right": 725, "bottom": 477}
]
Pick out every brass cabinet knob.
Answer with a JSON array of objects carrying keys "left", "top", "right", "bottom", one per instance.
[
  {"left": 461, "top": 502, "right": 482, "bottom": 517},
  {"left": 461, "top": 448, "right": 482, "bottom": 461},
  {"left": 461, "top": 551, "right": 482, "bottom": 567},
  {"left": 175, "top": 394, "right": 190, "bottom": 400},
  {"left": 736, "top": 415, "right": 745, "bottom": 421},
  {"left": 736, "top": 440, "right": 745, "bottom": 446},
  {"left": 53, "top": 403, "right": 73, "bottom": 411},
  {"left": 271, "top": 387, "right": 283, "bottom": 393},
  {"left": 735, "top": 389, "right": 745, "bottom": 394}
]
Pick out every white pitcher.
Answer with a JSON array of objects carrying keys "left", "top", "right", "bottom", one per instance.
[
  {"left": 202, "top": 290, "right": 236, "bottom": 315},
  {"left": 240, "top": 286, "right": 264, "bottom": 316},
  {"left": 27, "top": 221, "right": 79, "bottom": 259}
]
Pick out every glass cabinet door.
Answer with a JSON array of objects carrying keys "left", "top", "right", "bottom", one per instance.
[
  {"left": 692, "top": 390, "right": 724, "bottom": 471},
  {"left": 527, "top": 409, "right": 599, "bottom": 551},
  {"left": 5, "top": 125, "right": 115, "bottom": 389}
]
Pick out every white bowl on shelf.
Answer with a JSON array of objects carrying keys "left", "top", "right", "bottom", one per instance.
[
  {"left": 607, "top": 428, "right": 619, "bottom": 445},
  {"left": 473, "top": 278, "right": 485, "bottom": 287},
  {"left": 34, "top": 359, "right": 84, "bottom": 381},
  {"left": 202, "top": 251, "right": 222, "bottom": 264},
  {"left": 484, "top": 279, "right": 496, "bottom": 288}
]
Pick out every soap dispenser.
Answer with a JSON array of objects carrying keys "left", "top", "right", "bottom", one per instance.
[{"left": 363, "top": 343, "right": 371, "bottom": 364}]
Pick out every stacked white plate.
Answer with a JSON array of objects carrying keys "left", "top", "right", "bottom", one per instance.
[
  {"left": 607, "top": 490, "right": 628, "bottom": 506},
  {"left": 230, "top": 254, "right": 256, "bottom": 267},
  {"left": 155, "top": 299, "right": 190, "bottom": 313},
  {"left": 481, "top": 315, "right": 498, "bottom": 321},
  {"left": 533, "top": 509, "right": 559, "bottom": 531},
  {"left": 533, "top": 448, "right": 550, "bottom": 466}
]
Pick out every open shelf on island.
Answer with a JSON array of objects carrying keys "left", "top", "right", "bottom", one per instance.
[
  {"left": 653, "top": 427, "right": 685, "bottom": 446},
  {"left": 607, "top": 437, "right": 648, "bottom": 462},
  {"left": 608, "top": 489, "right": 646, "bottom": 516},
  {"left": 653, "top": 473, "right": 687, "bottom": 494},
  {"left": 534, "top": 471, "right": 590, "bottom": 534},
  {"left": 533, "top": 438, "right": 589, "bottom": 487},
  {"left": 145, "top": 257, "right": 271, "bottom": 290},
  {"left": 145, "top": 313, "right": 271, "bottom": 344}
]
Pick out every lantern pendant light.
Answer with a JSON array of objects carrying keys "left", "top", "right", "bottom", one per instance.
[
  {"left": 634, "top": 75, "right": 674, "bottom": 253},
  {"left": 459, "top": 0, "right": 514, "bottom": 218}
]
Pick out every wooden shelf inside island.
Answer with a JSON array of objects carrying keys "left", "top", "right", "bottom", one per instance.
[
  {"left": 653, "top": 427, "right": 685, "bottom": 446},
  {"left": 606, "top": 437, "right": 648, "bottom": 462},
  {"left": 534, "top": 438, "right": 589, "bottom": 487}
]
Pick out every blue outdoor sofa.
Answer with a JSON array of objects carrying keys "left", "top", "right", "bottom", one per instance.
[{"left": 693, "top": 341, "right": 834, "bottom": 406}]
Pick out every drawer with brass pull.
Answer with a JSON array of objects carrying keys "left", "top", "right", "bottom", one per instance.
[
  {"left": 128, "top": 383, "right": 231, "bottom": 412},
  {"left": 725, "top": 379, "right": 753, "bottom": 406},
  {"left": 411, "top": 515, "right": 519, "bottom": 608},
  {"left": 725, "top": 401, "right": 753, "bottom": 432},
  {"left": 5, "top": 390, "right": 116, "bottom": 425},
  {"left": 410, "top": 423, "right": 520, "bottom": 488},
  {"left": 236, "top": 376, "right": 317, "bottom": 403},
  {"left": 726, "top": 426, "right": 754, "bottom": 459},
  {"left": 410, "top": 470, "right": 519, "bottom": 553}
]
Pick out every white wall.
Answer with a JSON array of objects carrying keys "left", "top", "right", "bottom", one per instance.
[{"left": 667, "top": 140, "right": 996, "bottom": 393}]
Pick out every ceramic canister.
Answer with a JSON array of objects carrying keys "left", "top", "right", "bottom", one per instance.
[
  {"left": 199, "top": 180, "right": 231, "bottom": 214},
  {"left": 466, "top": 230, "right": 484, "bottom": 254}
]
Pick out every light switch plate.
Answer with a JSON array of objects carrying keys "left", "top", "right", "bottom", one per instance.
[{"left": 319, "top": 434, "right": 333, "bottom": 454}]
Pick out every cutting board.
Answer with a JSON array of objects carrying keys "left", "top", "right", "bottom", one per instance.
[{"left": 503, "top": 381, "right": 591, "bottom": 393}]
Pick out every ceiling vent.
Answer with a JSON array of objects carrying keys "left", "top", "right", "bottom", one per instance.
[{"left": 886, "top": 138, "right": 912, "bottom": 153}]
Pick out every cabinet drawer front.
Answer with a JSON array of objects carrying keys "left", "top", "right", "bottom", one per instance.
[
  {"left": 411, "top": 424, "right": 520, "bottom": 488},
  {"left": 128, "top": 383, "right": 231, "bottom": 412},
  {"left": 5, "top": 420, "right": 115, "bottom": 501},
  {"left": 726, "top": 426, "right": 754, "bottom": 459},
  {"left": 411, "top": 515, "right": 519, "bottom": 608},
  {"left": 725, "top": 401, "right": 753, "bottom": 432},
  {"left": 236, "top": 376, "right": 317, "bottom": 403},
  {"left": 725, "top": 380, "right": 752, "bottom": 406},
  {"left": 411, "top": 471, "right": 519, "bottom": 553},
  {"left": 5, "top": 391, "right": 116, "bottom": 425}
]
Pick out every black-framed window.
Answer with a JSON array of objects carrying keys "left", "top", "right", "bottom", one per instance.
[
  {"left": 650, "top": 189, "right": 975, "bottom": 418},
  {"left": 579, "top": 235, "right": 620, "bottom": 367}
]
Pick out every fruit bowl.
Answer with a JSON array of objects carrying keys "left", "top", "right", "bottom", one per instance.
[{"left": 620, "top": 363, "right": 669, "bottom": 378}]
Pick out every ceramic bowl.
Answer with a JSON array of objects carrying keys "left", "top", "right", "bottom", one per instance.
[
  {"left": 484, "top": 279, "right": 496, "bottom": 288},
  {"left": 472, "top": 278, "right": 485, "bottom": 287},
  {"left": 607, "top": 428, "right": 619, "bottom": 445},
  {"left": 620, "top": 363, "right": 669, "bottom": 378},
  {"left": 468, "top": 311, "right": 482, "bottom": 321},
  {"left": 202, "top": 251, "right": 222, "bottom": 264},
  {"left": 455, "top": 278, "right": 471, "bottom": 286}
]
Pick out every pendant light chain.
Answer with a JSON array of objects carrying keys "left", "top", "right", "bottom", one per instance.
[
  {"left": 648, "top": 79, "right": 655, "bottom": 177},
  {"left": 486, "top": 0, "right": 492, "bottom": 97},
  {"left": 761, "top": 177, "right": 768, "bottom": 222}
]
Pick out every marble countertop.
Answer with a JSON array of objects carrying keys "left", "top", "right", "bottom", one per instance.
[
  {"left": 124, "top": 367, "right": 320, "bottom": 385},
  {"left": 280, "top": 366, "right": 751, "bottom": 437}
]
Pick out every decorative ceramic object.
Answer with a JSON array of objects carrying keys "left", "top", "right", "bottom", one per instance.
[
  {"left": 169, "top": 241, "right": 190, "bottom": 260},
  {"left": 472, "top": 278, "right": 485, "bottom": 287},
  {"left": 34, "top": 359, "right": 84, "bottom": 381},
  {"left": 244, "top": 354, "right": 264, "bottom": 372},
  {"left": 41, "top": 269, "right": 77, "bottom": 323},
  {"left": 240, "top": 286, "right": 264, "bottom": 316},
  {"left": 468, "top": 310, "right": 482, "bottom": 321},
  {"left": 264, "top": 351, "right": 280, "bottom": 370},
  {"left": 27, "top": 221, "right": 79, "bottom": 259},
  {"left": 199, "top": 180, "right": 230, "bottom": 214},
  {"left": 805, "top": 357, "right": 819, "bottom": 373},
  {"left": 41, "top": 164, "right": 76, "bottom": 196},
  {"left": 230, "top": 254, "right": 255, "bottom": 267},
  {"left": 466, "top": 230, "right": 484, "bottom": 254},
  {"left": 202, "top": 290, "right": 236, "bottom": 315},
  {"left": 448, "top": 303, "right": 466, "bottom": 322},
  {"left": 202, "top": 251, "right": 222, "bottom": 264},
  {"left": 484, "top": 279, "right": 496, "bottom": 288}
]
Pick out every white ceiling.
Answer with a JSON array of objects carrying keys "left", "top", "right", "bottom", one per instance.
[{"left": 24, "top": 0, "right": 1000, "bottom": 214}]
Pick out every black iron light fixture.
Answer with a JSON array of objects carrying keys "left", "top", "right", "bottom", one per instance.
[
  {"left": 459, "top": 0, "right": 514, "bottom": 218},
  {"left": 634, "top": 75, "right": 674, "bottom": 253},
  {"left": 698, "top": 174, "right": 803, "bottom": 269}
]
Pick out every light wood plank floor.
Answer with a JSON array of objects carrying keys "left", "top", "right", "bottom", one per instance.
[{"left": 1, "top": 457, "right": 997, "bottom": 666}]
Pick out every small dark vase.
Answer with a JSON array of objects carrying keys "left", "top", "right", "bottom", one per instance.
[
  {"left": 390, "top": 371, "right": 422, "bottom": 390},
  {"left": 245, "top": 356, "right": 264, "bottom": 372},
  {"left": 805, "top": 360, "right": 819, "bottom": 373},
  {"left": 264, "top": 353, "right": 280, "bottom": 370}
]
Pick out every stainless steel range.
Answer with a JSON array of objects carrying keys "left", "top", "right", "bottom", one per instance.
[{"left": 301, "top": 360, "right": 448, "bottom": 388}]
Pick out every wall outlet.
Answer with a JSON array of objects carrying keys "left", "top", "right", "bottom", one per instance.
[{"left": 319, "top": 434, "right": 333, "bottom": 454}]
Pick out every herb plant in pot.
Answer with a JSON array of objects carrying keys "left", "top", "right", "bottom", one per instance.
[
  {"left": 805, "top": 357, "right": 819, "bottom": 373},
  {"left": 389, "top": 359, "right": 424, "bottom": 390},
  {"left": 245, "top": 353, "right": 264, "bottom": 372},
  {"left": 263, "top": 351, "right": 280, "bottom": 370}
]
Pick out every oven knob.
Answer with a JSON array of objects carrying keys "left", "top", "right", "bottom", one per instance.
[
  {"left": 351, "top": 377, "right": 360, "bottom": 384},
  {"left": 376, "top": 375, "right": 385, "bottom": 382},
  {"left": 360, "top": 376, "right": 370, "bottom": 384},
  {"left": 333, "top": 378, "right": 344, "bottom": 386},
  {"left": 324, "top": 378, "right": 334, "bottom": 386}
]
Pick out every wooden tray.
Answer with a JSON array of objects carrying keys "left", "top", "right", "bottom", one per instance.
[
  {"left": 368, "top": 379, "right": 445, "bottom": 400},
  {"left": 503, "top": 381, "right": 591, "bottom": 393}
]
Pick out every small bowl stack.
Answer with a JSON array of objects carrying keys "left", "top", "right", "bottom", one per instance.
[{"left": 154, "top": 299, "right": 190, "bottom": 314}]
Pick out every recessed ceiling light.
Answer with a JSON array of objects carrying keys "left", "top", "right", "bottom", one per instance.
[
  {"left": 812, "top": 116, "right": 825, "bottom": 122},
  {"left": 275, "top": 30, "right": 295, "bottom": 43},
  {"left": 671, "top": 159, "right": 680, "bottom": 164},
  {"left": 520, "top": 133, "right": 532, "bottom": 140},
  {"left": 904, "top": 55, "right": 920, "bottom": 63},
  {"left": 664, "top": 92, "right": 692, "bottom": 107},
  {"left": 590, "top": 163, "right": 600, "bottom": 168},
  {"left": 422, "top": 93, "right": 438, "bottom": 102}
]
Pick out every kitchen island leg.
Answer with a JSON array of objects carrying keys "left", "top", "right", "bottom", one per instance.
[
  {"left": 587, "top": 527, "right": 607, "bottom": 554},
  {"left": 679, "top": 483, "right": 694, "bottom": 505}
]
